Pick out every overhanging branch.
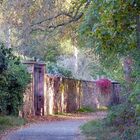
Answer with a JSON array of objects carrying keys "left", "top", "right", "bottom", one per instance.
[
  {"left": 30, "top": 0, "right": 91, "bottom": 33},
  {"left": 31, "top": 12, "right": 73, "bottom": 27}
]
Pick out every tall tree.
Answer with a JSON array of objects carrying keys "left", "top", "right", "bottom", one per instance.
[{"left": 0, "top": 0, "right": 90, "bottom": 54}]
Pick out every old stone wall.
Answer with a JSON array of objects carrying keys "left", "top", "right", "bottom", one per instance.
[
  {"left": 22, "top": 61, "right": 121, "bottom": 116},
  {"left": 45, "top": 76, "right": 81, "bottom": 115},
  {"left": 45, "top": 75, "right": 120, "bottom": 115},
  {"left": 81, "top": 81, "right": 95, "bottom": 108},
  {"left": 22, "top": 82, "right": 34, "bottom": 117},
  {"left": 22, "top": 61, "right": 46, "bottom": 117},
  {"left": 21, "top": 62, "right": 35, "bottom": 117}
]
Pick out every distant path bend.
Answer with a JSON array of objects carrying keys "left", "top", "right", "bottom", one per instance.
[{"left": 2, "top": 112, "right": 107, "bottom": 140}]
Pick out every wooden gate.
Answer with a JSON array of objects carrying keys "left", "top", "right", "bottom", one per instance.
[{"left": 34, "top": 64, "right": 44, "bottom": 115}]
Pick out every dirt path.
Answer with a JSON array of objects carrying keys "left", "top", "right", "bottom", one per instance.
[{"left": 2, "top": 112, "right": 107, "bottom": 140}]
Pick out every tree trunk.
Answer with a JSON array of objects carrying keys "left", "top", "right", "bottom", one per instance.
[
  {"left": 136, "top": 14, "right": 140, "bottom": 49},
  {"left": 21, "top": 1, "right": 32, "bottom": 55},
  {"left": 74, "top": 46, "right": 78, "bottom": 74},
  {"left": 123, "top": 57, "right": 133, "bottom": 94},
  {"left": 5, "top": 23, "right": 11, "bottom": 48},
  {"left": 123, "top": 14, "right": 140, "bottom": 94}
]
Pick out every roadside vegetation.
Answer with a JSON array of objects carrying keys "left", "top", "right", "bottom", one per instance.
[
  {"left": 82, "top": 104, "right": 140, "bottom": 140},
  {"left": 0, "top": 116, "right": 26, "bottom": 133},
  {"left": 0, "top": 44, "right": 30, "bottom": 116},
  {"left": 0, "top": 1, "right": 140, "bottom": 139},
  {"left": 81, "top": 120, "right": 118, "bottom": 140},
  {"left": 0, "top": 44, "right": 30, "bottom": 133},
  {"left": 77, "top": 107, "right": 95, "bottom": 113},
  {"left": 80, "top": 0, "right": 140, "bottom": 139}
]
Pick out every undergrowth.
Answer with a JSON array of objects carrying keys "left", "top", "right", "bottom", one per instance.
[
  {"left": 82, "top": 60, "right": 140, "bottom": 140},
  {"left": 81, "top": 120, "right": 119, "bottom": 140},
  {"left": 81, "top": 102, "right": 140, "bottom": 140},
  {"left": 77, "top": 107, "right": 95, "bottom": 113},
  {"left": 0, "top": 115, "right": 27, "bottom": 133}
]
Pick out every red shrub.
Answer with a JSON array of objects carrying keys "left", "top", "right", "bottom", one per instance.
[{"left": 96, "top": 78, "right": 112, "bottom": 94}]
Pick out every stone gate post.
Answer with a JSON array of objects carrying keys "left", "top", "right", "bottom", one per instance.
[{"left": 22, "top": 60, "right": 46, "bottom": 117}]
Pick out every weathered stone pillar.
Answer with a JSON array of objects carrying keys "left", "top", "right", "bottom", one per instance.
[
  {"left": 21, "top": 61, "right": 35, "bottom": 117},
  {"left": 22, "top": 61, "right": 46, "bottom": 117}
]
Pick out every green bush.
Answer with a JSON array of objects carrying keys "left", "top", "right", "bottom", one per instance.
[
  {"left": 81, "top": 120, "right": 118, "bottom": 140},
  {"left": 105, "top": 98, "right": 140, "bottom": 139},
  {"left": 104, "top": 49, "right": 140, "bottom": 139},
  {"left": 106, "top": 102, "right": 136, "bottom": 127},
  {"left": 0, "top": 44, "right": 30, "bottom": 115}
]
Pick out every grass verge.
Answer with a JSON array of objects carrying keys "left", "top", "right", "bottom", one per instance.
[
  {"left": 81, "top": 120, "right": 119, "bottom": 140},
  {"left": 76, "top": 107, "right": 95, "bottom": 113},
  {"left": 77, "top": 106, "right": 108, "bottom": 113},
  {"left": 0, "top": 115, "right": 27, "bottom": 133},
  {"left": 81, "top": 119, "right": 140, "bottom": 140}
]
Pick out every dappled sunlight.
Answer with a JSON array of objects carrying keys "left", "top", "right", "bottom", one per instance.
[
  {"left": 44, "top": 74, "right": 120, "bottom": 115},
  {"left": 61, "top": 91, "right": 65, "bottom": 113},
  {"left": 48, "top": 86, "right": 54, "bottom": 115},
  {"left": 21, "top": 62, "right": 120, "bottom": 117},
  {"left": 0, "top": 0, "right": 139, "bottom": 139}
]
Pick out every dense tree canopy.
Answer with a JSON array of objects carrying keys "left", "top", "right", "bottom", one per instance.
[
  {"left": 80, "top": 0, "right": 140, "bottom": 52},
  {"left": 0, "top": 1, "right": 140, "bottom": 138},
  {"left": 0, "top": 0, "right": 139, "bottom": 80}
]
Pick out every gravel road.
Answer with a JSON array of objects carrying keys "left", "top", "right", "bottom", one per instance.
[{"left": 2, "top": 112, "right": 107, "bottom": 140}]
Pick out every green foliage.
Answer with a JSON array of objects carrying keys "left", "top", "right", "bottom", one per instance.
[
  {"left": 78, "top": 0, "right": 140, "bottom": 81},
  {"left": 97, "top": 49, "right": 140, "bottom": 139},
  {"left": 106, "top": 67, "right": 140, "bottom": 138},
  {"left": 129, "top": 84, "right": 140, "bottom": 114},
  {"left": 82, "top": 118, "right": 140, "bottom": 140},
  {"left": 79, "top": 0, "right": 139, "bottom": 53},
  {"left": 77, "top": 107, "right": 95, "bottom": 113},
  {"left": 81, "top": 120, "right": 118, "bottom": 140},
  {"left": 0, "top": 115, "right": 26, "bottom": 132},
  {"left": 25, "top": 41, "right": 61, "bottom": 63},
  {"left": 46, "top": 62, "right": 73, "bottom": 78},
  {"left": 120, "top": 126, "right": 140, "bottom": 140},
  {"left": 0, "top": 44, "right": 30, "bottom": 116},
  {"left": 78, "top": 1, "right": 140, "bottom": 139},
  {"left": 106, "top": 102, "right": 140, "bottom": 139},
  {"left": 44, "top": 45, "right": 60, "bottom": 62},
  {"left": 106, "top": 103, "right": 136, "bottom": 126},
  {"left": 60, "top": 39, "right": 75, "bottom": 56}
]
